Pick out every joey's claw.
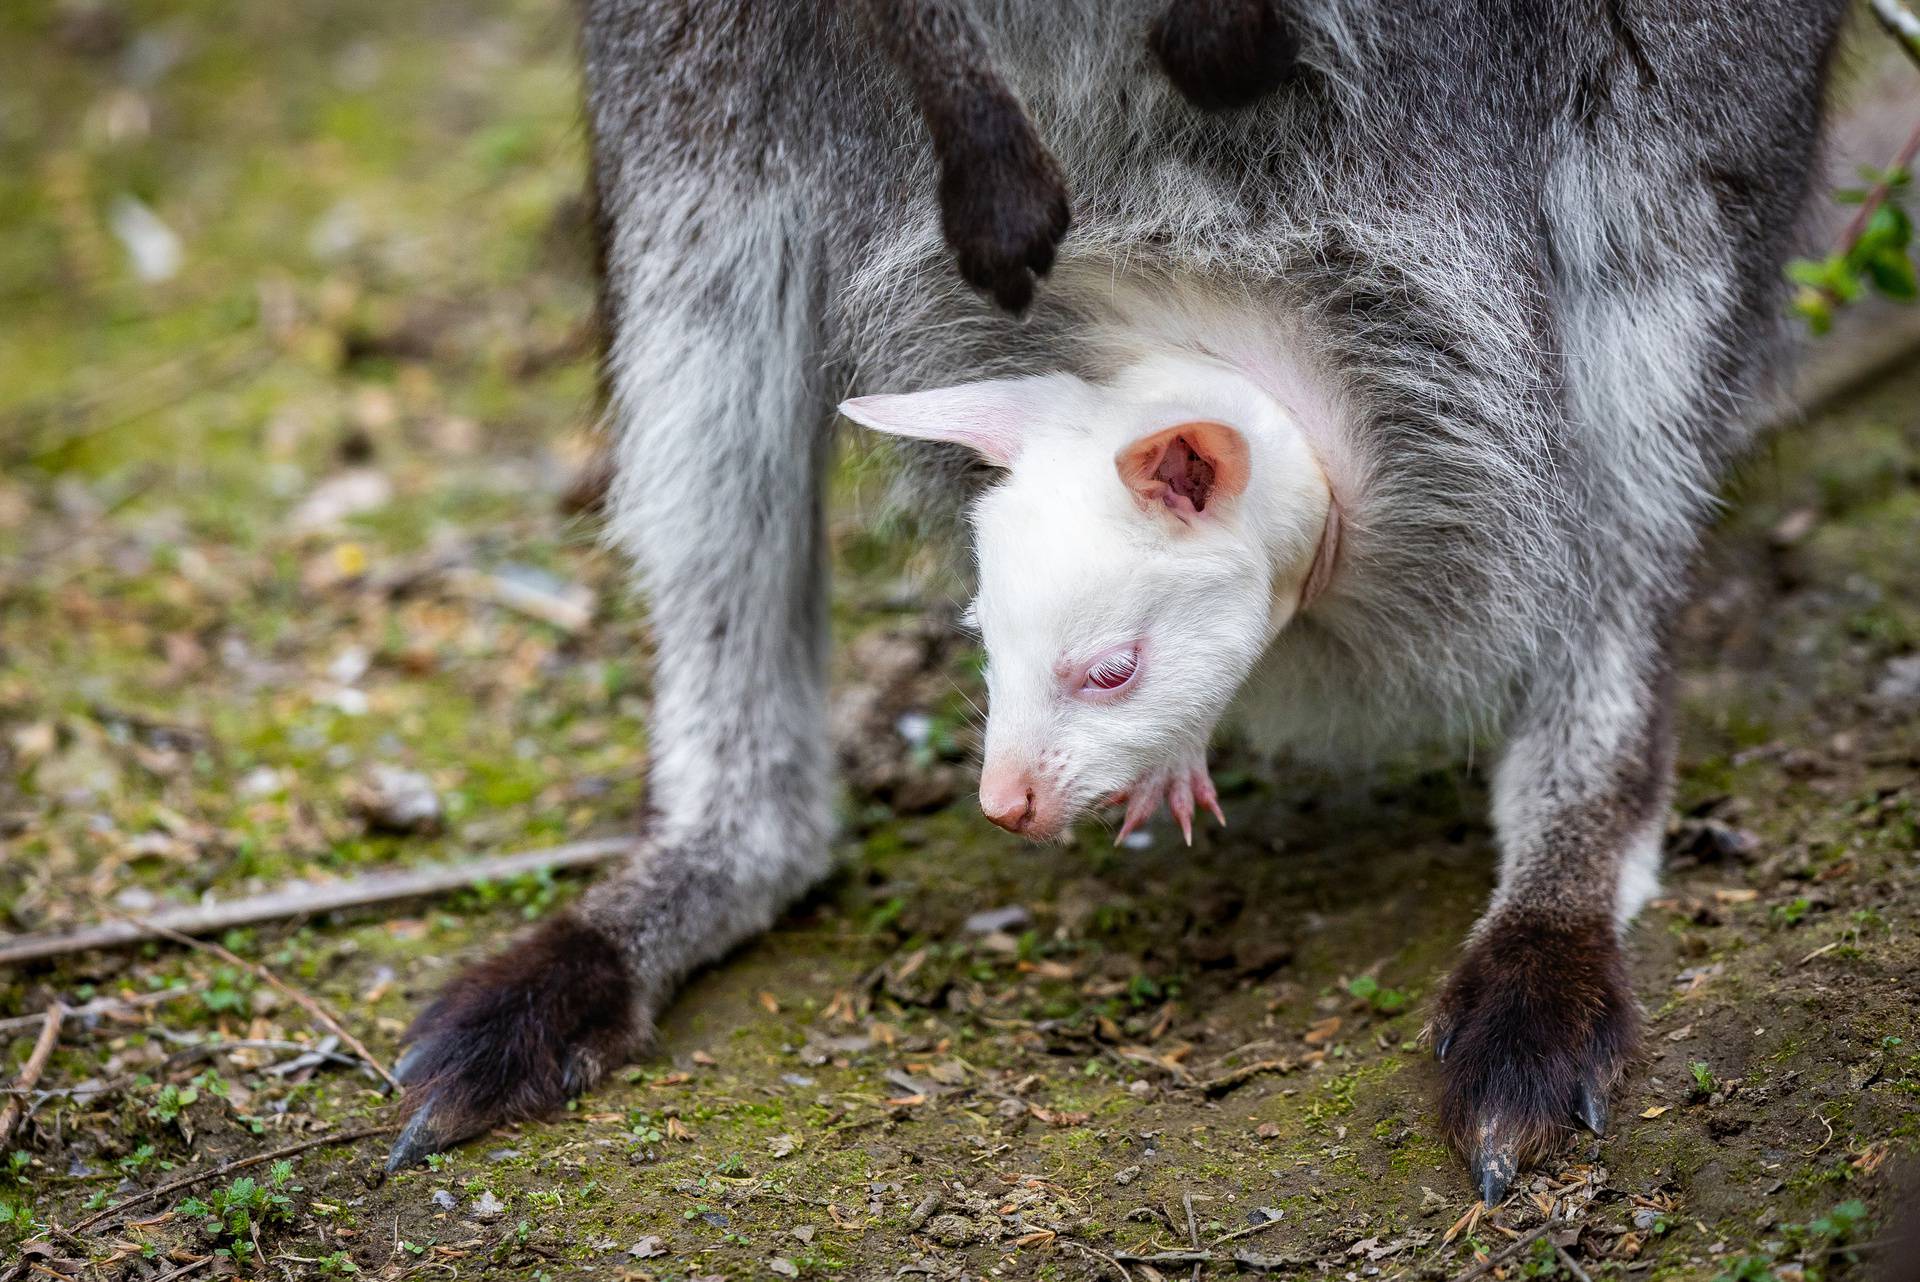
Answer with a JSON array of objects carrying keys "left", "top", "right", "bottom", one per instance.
[
  {"left": 1433, "top": 913, "right": 1637, "bottom": 1200},
  {"left": 1168, "top": 775, "right": 1195, "bottom": 846},
  {"left": 1193, "top": 771, "right": 1225, "bottom": 828},
  {"left": 1116, "top": 788, "right": 1160, "bottom": 844},
  {"left": 1112, "top": 753, "right": 1226, "bottom": 844}
]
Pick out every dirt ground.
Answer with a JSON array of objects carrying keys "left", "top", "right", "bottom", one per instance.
[{"left": 2, "top": 2, "right": 1918, "bottom": 1280}]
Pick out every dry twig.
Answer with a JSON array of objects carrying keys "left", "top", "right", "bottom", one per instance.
[
  {"left": 1448, "top": 1221, "right": 1563, "bottom": 1282},
  {"left": 1195, "top": 1057, "right": 1294, "bottom": 1097},
  {"left": 0, "top": 1005, "right": 64, "bottom": 1145},
  {"left": 63, "top": 1123, "right": 395, "bottom": 1237},
  {"left": 0, "top": 837, "right": 635, "bottom": 967},
  {"left": 115, "top": 915, "right": 399, "bottom": 1092}
]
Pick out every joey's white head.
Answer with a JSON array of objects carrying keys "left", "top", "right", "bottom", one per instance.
[{"left": 842, "top": 354, "right": 1337, "bottom": 841}]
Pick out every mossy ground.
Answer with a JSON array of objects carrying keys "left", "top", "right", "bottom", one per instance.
[{"left": 1, "top": 2, "right": 1917, "bottom": 1279}]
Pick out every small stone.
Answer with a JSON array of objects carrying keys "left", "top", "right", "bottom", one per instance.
[
  {"left": 628, "top": 1236, "right": 667, "bottom": 1259},
  {"left": 769, "top": 1258, "right": 799, "bottom": 1277},
  {"left": 468, "top": 1190, "right": 506, "bottom": 1221},
  {"left": 926, "top": 1213, "right": 978, "bottom": 1247},
  {"left": 789, "top": 1225, "right": 816, "bottom": 1243},
  {"left": 355, "top": 765, "right": 443, "bottom": 834},
  {"left": 1113, "top": 1164, "right": 1141, "bottom": 1186},
  {"left": 963, "top": 905, "right": 1030, "bottom": 935},
  {"left": 431, "top": 1190, "right": 456, "bottom": 1210}
]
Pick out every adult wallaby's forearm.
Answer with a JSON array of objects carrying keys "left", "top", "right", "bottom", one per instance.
[{"left": 856, "top": 0, "right": 1071, "bottom": 313}]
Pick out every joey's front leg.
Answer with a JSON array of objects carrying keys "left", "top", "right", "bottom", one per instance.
[{"left": 1430, "top": 652, "right": 1672, "bottom": 1203}]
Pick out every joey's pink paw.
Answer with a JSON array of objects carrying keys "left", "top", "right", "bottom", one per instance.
[{"left": 1111, "top": 754, "right": 1224, "bottom": 845}]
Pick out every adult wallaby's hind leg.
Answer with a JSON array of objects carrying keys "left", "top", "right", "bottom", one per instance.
[
  {"left": 1430, "top": 635, "right": 1674, "bottom": 1204},
  {"left": 388, "top": 7, "right": 838, "bottom": 1168}
]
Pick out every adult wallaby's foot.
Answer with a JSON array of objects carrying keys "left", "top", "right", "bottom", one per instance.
[
  {"left": 1149, "top": 0, "right": 1301, "bottom": 112},
  {"left": 388, "top": 914, "right": 640, "bottom": 1170},
  {"left": 936, "top": 89, "right": 1072, "bottom": 314},
  {"left": 1429, "top": 913, "right": 1639, "bottom": 1205}
]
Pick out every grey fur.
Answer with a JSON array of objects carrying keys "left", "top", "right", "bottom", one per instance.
[{"left": 400, "top": 0, "right": 1849, "bottom": 1193}]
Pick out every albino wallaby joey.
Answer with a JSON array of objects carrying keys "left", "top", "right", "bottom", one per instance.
[{"left": 390, "top": 0, "right": 1850, "bottom": 1206}]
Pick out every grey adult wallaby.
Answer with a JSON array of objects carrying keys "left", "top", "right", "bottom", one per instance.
[{"left": 389, "top": 0, "right": 1851, "bottom": 1205}]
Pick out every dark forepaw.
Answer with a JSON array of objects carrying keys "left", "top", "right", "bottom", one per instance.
[
  {"left": 1431, "top": 914, "right": 1638, "bottom": 1205},
  {"left": 936, "top": 92, "right": 1072, "bottom": 314},
  {"left": 388, "top": 915, "right": 637, "bottom": 1170},
  {"left": 1149, "top": 0, "right": 1301, "bottom": 113}
]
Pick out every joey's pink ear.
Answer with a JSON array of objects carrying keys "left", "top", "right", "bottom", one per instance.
[
  {"left": 1115, "top": 421, "right": 1250, "bottom": 522},
  {"left": 839, "top": 377, "right": 1053, "bottom": 468}
]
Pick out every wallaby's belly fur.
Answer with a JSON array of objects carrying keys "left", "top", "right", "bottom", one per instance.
[{"left": 391, "top": 0, "right": 1851, "bottom": 1205}]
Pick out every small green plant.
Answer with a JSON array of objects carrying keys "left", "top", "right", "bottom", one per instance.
[
  {"left": 200, "top": 965, "right": 255, "bottom": 1014},
  {"left": 1711, "top": 1198, "right": 1872, "bottom": 1282},
  {"left": 1346, "top": 974, "right": 1409, "bottom": 1014},
  {"left": 1790, "top": 167, "right": 1917, "bottom": 334},
  {"left": 1689, "top": 1060, "right": 1717, "bottom": 1098},
  {"left": 0, "top": 1199, "right": 37, "bottom": 1234},
  {"left": 147, "top": 1082, "right": 199, "bottom": 1124},
  {"left": 316, "top": 1251, "right": 359, "bottom": 1276},
  {"left": 1770, "top": 897, "right": 1812, "bottom": 927},
  {"left": 178, "top": 1161, "right": 300, "bottom": 1257}
]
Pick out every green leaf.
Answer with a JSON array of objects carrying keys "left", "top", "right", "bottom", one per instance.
[{"left": 1865, "top": 249, "right": 1918, "bottom": 301}]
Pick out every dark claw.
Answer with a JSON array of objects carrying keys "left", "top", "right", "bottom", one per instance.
[
  {"left": 386, "top": 1106, "right": 446, "bottom": 1173},
  {"left": 1432, "top": 914, "right": 1638, "bottom": 1201},
  {"left": 1574, "top": 1082, "right": 1608, "bottom": 1136},
  {"left": 1473, "top": 1141, "right": 1518, "bottom": 1207},
  {"left": 393, "top": 1044, "right": 427, "bottom": 1084}
]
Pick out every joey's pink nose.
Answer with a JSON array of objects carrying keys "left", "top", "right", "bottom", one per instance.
[{"left": 980, "top": 773, "right": 1037, "bottom": 834}]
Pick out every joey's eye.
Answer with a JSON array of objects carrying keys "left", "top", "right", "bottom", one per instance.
[{"left": 1080, "top": 645, "right": 1141, "bottom": 695}]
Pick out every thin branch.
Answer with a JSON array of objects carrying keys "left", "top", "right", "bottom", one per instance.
[
  {"left": 0, "top": 1005, "right": 64, "bottom": 1144},
  {"left": 115, "top": 915, "right": 399, "bottom": 1093},
  {"left": 1829, "top": 117, "right": 1920, "bottom": 263},
  {"left": 61, "top": 1123, "right": 395, "bottom": 1237},
  {"left": 1194, "top": 1057, "right": 1295, "bottom": 1097},
  {"left": 0, "top": 988, "right": 185, "bottom": 1035},
  {"left": 1871, "top": 0, "right": 1920, "bottom": 73},
  {"left": 1448, "top": 1221, "right": 1563, "bottom": 1282},
  {"left": 1555, "top": 1243, "right": 1595, "bottom": 1282},
  {"left": 0, "top": 837, "right": 636, "bottom": 966}
]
